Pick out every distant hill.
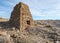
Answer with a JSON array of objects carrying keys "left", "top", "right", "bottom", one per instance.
[{"left": 0, "top": 18, "right": 9, "bottom": 22}]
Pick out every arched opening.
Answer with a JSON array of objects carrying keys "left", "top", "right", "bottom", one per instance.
[{"left": 26, "top": 20, "right": 30, "bottom": 25}]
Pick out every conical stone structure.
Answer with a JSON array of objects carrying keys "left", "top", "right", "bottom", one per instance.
[{"left": 9, "top": 2, "right": 34, "bottom": 32}]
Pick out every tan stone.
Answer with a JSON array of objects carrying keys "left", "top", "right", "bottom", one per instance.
[{"left": 9, "top": 2, "right": 34, "bottom": 32}]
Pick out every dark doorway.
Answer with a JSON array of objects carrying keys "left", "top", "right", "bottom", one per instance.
[
  {"left": 46, "top": 42, "right": 48, "bottom": 43},
  {"left": 26, "top": 20, "right": 30, "bottom": 25}
]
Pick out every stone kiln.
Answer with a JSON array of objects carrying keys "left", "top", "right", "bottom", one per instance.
[{"left": 9, "top": 2, "right": 34, "bottom": 31}]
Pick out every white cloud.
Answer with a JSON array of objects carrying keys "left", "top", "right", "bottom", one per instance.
[{"left": 30, "top": 9, "right": 46, "bottom": 17}]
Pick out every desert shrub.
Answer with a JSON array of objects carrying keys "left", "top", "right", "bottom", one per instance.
[{"left": 45, "top": 25, "right": 52, "bottom": 28}]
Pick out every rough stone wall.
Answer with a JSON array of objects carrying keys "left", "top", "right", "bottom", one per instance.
[
  {"left": 9, "top": 4, "right": 20, "bottom": 29},
  {"left": 9, "top": 2, "right": 34, "bottom": 31}
]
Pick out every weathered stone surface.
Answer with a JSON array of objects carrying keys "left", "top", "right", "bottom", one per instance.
[
  {"left": 0, "top": 31, "right": 14, "bottom": 43},
  {"left": 9, "top": 2, "right": 34, "bottom": 32}
]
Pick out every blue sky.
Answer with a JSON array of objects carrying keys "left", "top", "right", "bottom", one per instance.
[{"left": 0, "top": 0, "right": 60, "bottom": 20}]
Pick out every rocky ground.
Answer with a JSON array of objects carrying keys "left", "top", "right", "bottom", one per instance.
[{"left": 0, "top": 18, "right": 60, "bottom": 43}]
